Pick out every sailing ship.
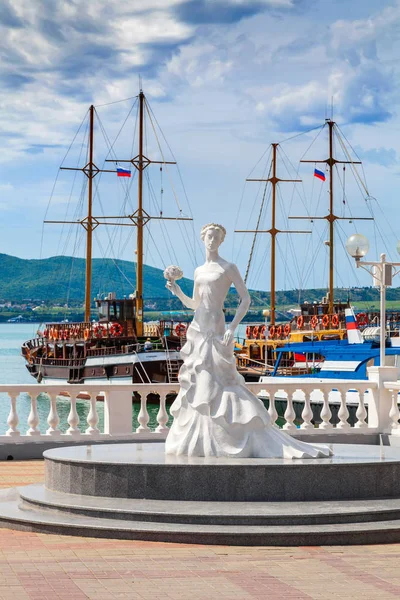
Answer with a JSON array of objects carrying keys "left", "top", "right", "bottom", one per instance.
[
  {"left": 235, "top": 119, "right": 400, "bottom": 380},
  {"left": 21, "top": 90, "right": 193, "bottom": 385}
]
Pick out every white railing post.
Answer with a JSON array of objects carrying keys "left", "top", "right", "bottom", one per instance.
[
  {"left": 66, "top": 394, "right": 80, "bottom": 435},
  {"left": 283, "top": 391, "right": 296, "bottom": 431},
  {"left": 46, "top": 392, "right": 60, "bottom": 436},
  {"left": 86, "top": 394, "right": 100, "bottom": 435},
  {"left": 368, "top": 366, "right": 398, "bottom": 432},
  {"left": 6, "top": 393, "right": 20, "bottom": 437},
  {"left": 318, "top": 389, "right": 333, "bottom": 430},
  {"left": 354, "top": 389, "right": 368, "bottom": 429},
  {"left": 103, "top": 389, "right": 133, "bottom": 435},
  {"left": 136, "top": 392, "right": 150, "bottom": 433},
  {"left": 388, "top": 388, "right": 400, "bottom": 432},
  {"left": 267, "top": 390, "right": 279, "bottom": 426},
  {"left": 300, "top": 390, "right": 314, "bottom": 430},
  {"left": 26, "top": 393, "right": 40, "bottom": 436},
  {"left": 155, "top": 392, "right": 169, "bottom": 433},
  {"left": 337, "top": 389, "right": 350, "bottom": 429}
]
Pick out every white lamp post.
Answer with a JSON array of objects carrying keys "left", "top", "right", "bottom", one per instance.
[{"left": 346, "top": 234, "right": 400, "bottom": 367}]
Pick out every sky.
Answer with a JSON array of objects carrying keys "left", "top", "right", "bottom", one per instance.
[{"left": 1, "top": 0, "right": 400, "bottom": 295}]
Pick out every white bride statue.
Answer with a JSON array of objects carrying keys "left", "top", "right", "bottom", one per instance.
[{"left": 164, "top": 223, "right": 332, "bottom": 459}]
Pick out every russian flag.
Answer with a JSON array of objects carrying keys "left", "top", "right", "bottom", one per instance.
[
  {"left": 117, "top": 167, "right": 131, "bottom": 178},
  {"left": 314, "top": 168, "right": 326, "bottom": 181},
  {"left": 345, "top": 312, "right": 357, "bottom": 330}
]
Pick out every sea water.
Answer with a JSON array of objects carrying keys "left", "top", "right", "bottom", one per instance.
[{"left": 0, "top": 322, "right": 249, "bottom": 434}]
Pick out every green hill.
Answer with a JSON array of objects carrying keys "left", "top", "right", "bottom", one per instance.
[
  {"left": 1, "top": 253, "right": 400, "bottom": 313},
  {"left": 0, "top": 254, "right": 194, "bottom": 303}
]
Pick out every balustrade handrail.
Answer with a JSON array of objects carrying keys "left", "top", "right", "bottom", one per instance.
[{"left": 384, "top": 382, "right": 400, "bottom": 390}]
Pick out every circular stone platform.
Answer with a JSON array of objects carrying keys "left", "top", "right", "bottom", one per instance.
[
  {"left": 44, "top": 442, "right": 400, "bottom": 502},
  {"left": 2, "top": 442, "right": 400, "bottom": 545}
]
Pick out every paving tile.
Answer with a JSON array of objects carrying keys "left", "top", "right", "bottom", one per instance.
[{"left": 3, "top": 461, "right": 400, "bottom": 599}]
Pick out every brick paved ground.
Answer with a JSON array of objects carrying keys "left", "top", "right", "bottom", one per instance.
[{"left": 0, "top": 462, "right": 400, "bottom": 600}]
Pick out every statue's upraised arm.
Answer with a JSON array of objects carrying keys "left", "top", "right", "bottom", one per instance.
[{"left": 166, "top": 275, "right": 200, "bottom": 310}]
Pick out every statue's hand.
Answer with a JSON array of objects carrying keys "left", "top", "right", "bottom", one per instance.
[
  {"left": 166, "top": 280, "right": 180, "bottom": 296},
  {"left": 223, "top": 327, "right": 235, "bottom": 346}
]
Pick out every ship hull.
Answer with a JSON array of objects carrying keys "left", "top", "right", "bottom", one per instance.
[{"left": 26, "top": 350, "right": 182, "bottom": 385}]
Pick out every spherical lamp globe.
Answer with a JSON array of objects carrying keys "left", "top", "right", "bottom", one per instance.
[{"left": 345, "top": 234, "right": 370, "bottom": 260}]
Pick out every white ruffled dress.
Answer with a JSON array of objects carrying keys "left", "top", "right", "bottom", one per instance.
[{"left": 165, "top": 265, "right": 332, "bottom": 459}]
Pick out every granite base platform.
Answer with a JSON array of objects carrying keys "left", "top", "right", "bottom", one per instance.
[
  {"left": 2, "top": 442, "right": 400, "bottom": 545},
  {"left": 44, "top": 442, "right": 400, "bottom": 502}
]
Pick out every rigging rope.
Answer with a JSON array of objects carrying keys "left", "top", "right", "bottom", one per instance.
[{"left": 244, "top": 160, "right": 273, "bottom": 284}]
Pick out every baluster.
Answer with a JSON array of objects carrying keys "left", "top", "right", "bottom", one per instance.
[
  {"left": 319, "top": 390, "right": 333, "bottom": 429},
  {"left": 267, "top": 390, "right": 279, "bottom": 426},
  {"left": 136, "top": 393, "right": 150, "bottom": 432},
  {"left": 337, "top": 389, "right": 350, "bottom": 429},
  {"left": 355, "top": 389, "right": 368, "bottom": 429},
  {"left": 27, "top": 393, "right": 40, "bottom": 435},
  {"left": 300, "top": 390, "right": 313, "bottom": 430},
  {"left": 155, "top": 393, "right": 169, "bottom": 433},
  {"left": 86, "top": 394, "right": 99, "bottom": 435},
  {"left": 389, "top": 389, "right": 400, "bottom": 431},
  {"left": 6, "top": 393, "right": 20, "bottom": 436},
  {"left": 66, "top": 395, "right": 80, "bottom": 435},
  {"left": 46, "top": 393, "right": 60, "bottom": 436},
  {"left": 283, "top": 390, "right": 296, "bottom": 430}
]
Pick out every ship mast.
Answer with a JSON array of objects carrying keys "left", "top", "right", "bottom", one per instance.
[
  {"left": 46, "top": 105, "right": 117, "bottom": 322},
  {"left": 105, "top": 88, "right": 192, "bottom": 337},
  {"left": 236, "top": 143, "right": 310, "bottom": 326},
  {"left": 85, "top": 105, "right": 94, "bottom": 322},
  {"left": 136, "top": 91, "right": 145, "bottom": 329},
  {"left": 290, "top": 119, "right": 372, "bottom": 315},
  {"left": 46, "top": 92, "right": 192, "bottom": 330}
]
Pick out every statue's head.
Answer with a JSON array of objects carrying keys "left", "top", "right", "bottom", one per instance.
[{"left": 200, "top": 223, "right": 226, "bottom": 250}]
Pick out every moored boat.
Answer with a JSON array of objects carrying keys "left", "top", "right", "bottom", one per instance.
[{"left": 21, "top": 90, "right": 193, "bottom": 384}]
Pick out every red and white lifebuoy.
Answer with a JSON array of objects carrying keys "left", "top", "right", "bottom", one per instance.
[
  {"left": 252, "top": 326, "right": 259, "bottom": 339},
  {"left": 260, "top": 325, "right": 267, "bottom": 339},
  {"left": 246, "top": 325, "right": 251, "bottom": 338},
  {"left": 110, "top": 323, "right": 123, "bottom": 337},
  {"left": 276, "top": 325, "right": 283, "bottom": 338},
  {"left": 284, "top": 323, "right": 291, "bottom": 336},
  {"left": 93, "top": 324, "right": 105, "bottom": 339},
  {"left": 322, "top": 314, "right": 329, "bottom": 328},
  {"left": 175, "top": 323, "right": 187, "bottom": 337},
  {"left": 356, "top": 312, "right": 368, "bottom": 327},
  {"left": 297, "top": 315, "right": 304, "bottom": 329},
  {"left": 331, "top": 314, "right": 339, "bottom": 328},
  {"left": 310, "top": 316, "right": 318, "bottom": 329},
  {"left": 268, "top": 325, "right": 275, "bottom": 339}
]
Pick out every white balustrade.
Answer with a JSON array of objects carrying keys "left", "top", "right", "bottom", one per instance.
[{"left": 0, "top": 377, "right": 394, "bottom": 453}]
